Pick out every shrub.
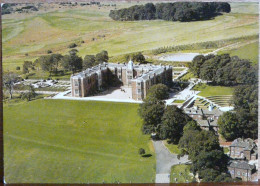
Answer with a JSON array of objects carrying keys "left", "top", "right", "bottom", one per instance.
[
  {"left": 16, "top": 66, "right": 20, "bottom": 71},
  {"left": 138, "top": 148, "right": 145, "bottom": 156},
  {"left": 47, "top": 50, "right": 53, "bottom": 54},
  {"left": 68, "top": 43, "right": 77, "bottom": 48}
]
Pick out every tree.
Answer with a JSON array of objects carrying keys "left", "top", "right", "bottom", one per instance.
[
  {"left": 214, "top": 173, "right": 235, "bottom": 182},
  {"left": 138, "top": 148, "right": 145, "bottom": 156},
  {"left": 96, "top": 50, "right": 108, "bottom": 64},
  {"left": 233, "top": 85, "right": 258, "bottom": 139},
  {"left": 38, "top": 54, "right": 63, "bottom": 76},
  {"left": 183, "top": 120, "right": 201, "bottom": 132},
  {"left": 3, "top": 72, "right": 19, "bottom": 99},
  {"left": 139, "top": 96, "right": 165, "bottom": 134},
  {"left": 178, "top": 129, "right": 221, "bottom": 161},
  {"left": 50, "top": 54, "right": 63, "bottom": 75},
  {"left": 83, "top": 55, "right": 96, "bottom": 69},
  {"left": 189, "top": 55, "right": 205, "bottom": 77},
  {"left": 159, "top": 105, "right": 191, "bottom": 143},
  {"left": 147, "top": 84, "right": 169, "bottom": 100},
  {"left": 21, "top": 85, "right": 37, "bottom": 101},
  {"left": 62, "top": 50, "right": 83, "bottom": 74},
  {"left": 199, "top": 168, "right": 220, "bottom": 182},
  {"left": 218, "top": 112, "right": 239, "bottom": 141},
  {"left": 191, "top": 150, "right": 228, "bottom": 175},
  {"left": 132, "top": 52, "right": 145, "bottom": 63},
  {"left": 23, "top": 61, "right": 33, "bottom": 74}
]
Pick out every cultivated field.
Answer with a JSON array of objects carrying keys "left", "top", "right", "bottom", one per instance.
[
  {"left": 4, "top": 100, "right": 155, "bottom": 183},
  {"left": 2, "top": 2, "right": 259, "bottom": 71}
]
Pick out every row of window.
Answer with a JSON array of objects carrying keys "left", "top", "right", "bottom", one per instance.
[{"left": 230, "top": 170, "right": 249, "bottom": 176}]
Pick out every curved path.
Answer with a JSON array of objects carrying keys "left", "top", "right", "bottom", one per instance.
[{"left": 153, "top": 140, "right": 190, "bottom": 183}]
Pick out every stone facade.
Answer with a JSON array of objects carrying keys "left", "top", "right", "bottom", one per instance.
[
  {"left": 228, "top": 161, "right": 255, "bottom": 181},
  {"left": 229, "top": 138, "right": 258, "bottom": 161},
  {"left": 71, "top": 61, "right": 172, "bottom": 100}
]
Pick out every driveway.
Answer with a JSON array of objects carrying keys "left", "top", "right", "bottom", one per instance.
[{"left": 153, "top": 140, "right": 190, "bottom": 183}]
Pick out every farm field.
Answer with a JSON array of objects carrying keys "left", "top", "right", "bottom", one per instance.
[
  {"left": 2, "top": 2, "right": 259, "bottom": 71},
  {"left": 4, "top": 100, "right": 155, "bottom": 183}
]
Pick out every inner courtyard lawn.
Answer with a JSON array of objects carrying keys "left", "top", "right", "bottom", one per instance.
[{"left": 4, "top": 99, "right": 155, "bottom": 183}]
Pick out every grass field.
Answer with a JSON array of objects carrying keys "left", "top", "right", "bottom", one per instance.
[
  {"left": 170, "top": 165, "right": 193, "bottom": 183},
  {"left": 4, "top": 100, "right": 155, "bottom": 183},
  {"left": 163, "top": 141, "right": 181, "bottom": 154},
  {"left": 218, "top": 41, "right": 258, "bottom": 64},
  {"left": 2, "top": 3, "right": 259, "bottom": 71},
  {"left": 193, "top": 84, "right": 234, "bottom": 97}
]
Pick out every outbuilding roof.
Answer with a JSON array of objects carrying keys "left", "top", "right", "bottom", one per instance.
[{"left": 228, "top": 161, "right": 255, "bottom": 170}]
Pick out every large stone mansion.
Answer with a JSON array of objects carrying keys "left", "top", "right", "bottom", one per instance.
[{"left": 70, "top": 60, "right": 172, "bottom": 100}]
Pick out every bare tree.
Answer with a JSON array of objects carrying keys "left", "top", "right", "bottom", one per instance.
[{"left": 3, "top": 72, "right": 19, "bottom": 99}]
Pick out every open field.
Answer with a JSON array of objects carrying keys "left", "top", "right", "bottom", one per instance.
[
  {"left": 4, "top": 100, "right": 155, "bottom": 183},
  {"left": 170, "top": 165, "right": 193, "bottom": 183},
  {"left": 2, "top": 3, "right": 259, "bottom": 71},
  {"left": 193, "top": 84, "right": 234, "bottom": 97},
  {"left": 218, "top": 41, "right": 258, "bottom": 64}
]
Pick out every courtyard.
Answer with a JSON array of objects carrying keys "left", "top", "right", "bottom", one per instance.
[{"left": 52, "top": 86, "right": 142, "bottom": 103}]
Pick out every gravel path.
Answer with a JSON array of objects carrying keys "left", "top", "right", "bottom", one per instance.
[{"left": 153, "top": 140, "right": 189, "bottom": 183}]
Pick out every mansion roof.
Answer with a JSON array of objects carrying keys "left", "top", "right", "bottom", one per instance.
[{"left": 71, "top": 62, "right": 172, "bottom": 82}]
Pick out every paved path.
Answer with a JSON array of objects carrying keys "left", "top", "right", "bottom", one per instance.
[{"left": 153, "top": 140, "right": 189, "bottom": 183}]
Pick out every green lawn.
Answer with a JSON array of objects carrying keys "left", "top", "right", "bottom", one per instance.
[
  {"left": 224, "top": 147, "right": 230, "bottom": 154},
  {"left": 170, "top": 165, "right": 193, "bottom": 183},
  {"left": 180, "top": 72, "right": 195, "bottom": 81},
  {"left": 218, "top": 41, "right": 258, "bottom": 64},
  {"left": 172, "top": 100, "right": 185, "bottom": 104},
  {"left": 193, "top": 84, "right": 234, "bottom": 97},
  {"left": 164, "top": 141, "right": 181, "bottom": 154},
  {"left": 4, "top": 100, "right": 155, "bottom": 183}
]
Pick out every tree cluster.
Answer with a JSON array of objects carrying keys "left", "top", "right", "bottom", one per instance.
[
  {"left": 178, "top": 125, "right": 235, "bottom": 182},
  {"left": 139, "top": 84, "right": 192, "bottom": 143},
  {"left": 83, "top": 50, "right": 109, "bottom": 69},
  {"left": 30, "top": 50, "right": 109, "bottom": 76},
  {"left": 218, "top": 84, "right": 258, "bottom": 140},
  {"left": 124, "top": 52, "right": 146, "bottom": 63},
  {"left": 190, "top": 54, "right": 257, "bottom": 86},
  {"left": 20, "top": 85, "right": 37, "bottom": 101},
  {"left": 109, "top": 2, "right": 230, "bottom": 22}
]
